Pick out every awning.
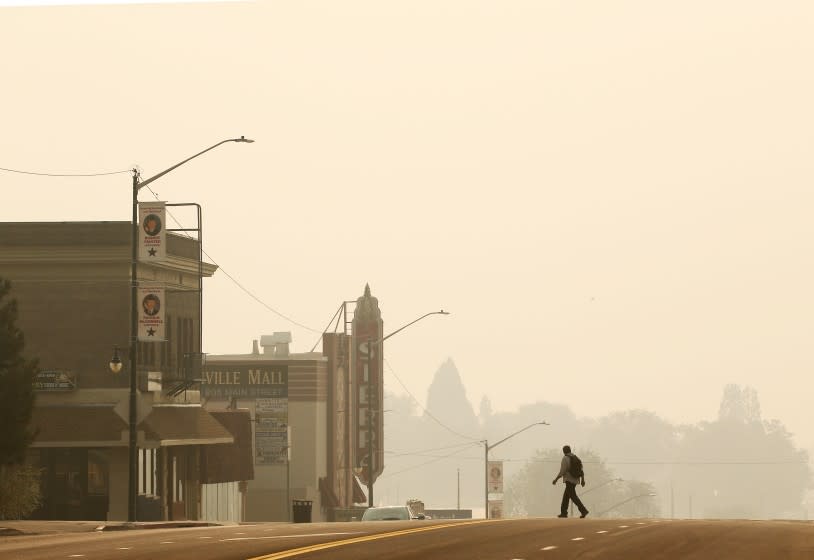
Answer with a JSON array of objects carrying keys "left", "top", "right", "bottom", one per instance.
[
  {"left": 201, "top": 409, "right": 255, "bottom": 484},
  {"left": 30, "top": 403, "right": 234, "bottom": 447},
  {"left": 319, "top": 476, "right": 340, "bottom": 508},
  {"left": 352, "top": 474, "right": 368, "bottom": 505},
  {"left": 140, "top": 405, "right": 234, "bottom": 447},
  {"left": 29, "top": 404, "right": 234, "bottom": 448},
  {"left": 30, "top": 405, "right": 127, "bottom": 447}
]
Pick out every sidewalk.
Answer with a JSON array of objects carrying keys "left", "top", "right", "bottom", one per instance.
[{"left": 0, "top": 520, "right": 222, "bottom": 536}]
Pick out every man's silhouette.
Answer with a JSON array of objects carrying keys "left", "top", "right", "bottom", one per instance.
[{"left": 552, "top": 444, "right": 589, "bottom": 518}]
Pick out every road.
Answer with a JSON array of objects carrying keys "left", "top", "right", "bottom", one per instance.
[{"left": 1, "top": 518, "right": 812, "bottom": 560}]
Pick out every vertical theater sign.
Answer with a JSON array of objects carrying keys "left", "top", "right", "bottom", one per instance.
[{"left": 351, "top": 285, "right": 384, "bottom": 485}]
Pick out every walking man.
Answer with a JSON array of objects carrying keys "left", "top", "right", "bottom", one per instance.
[{"left": 552, "top": 445, "right": 589, "bottom": 518}]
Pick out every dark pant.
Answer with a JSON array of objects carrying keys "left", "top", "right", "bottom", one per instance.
[{"left": 561, "top": 482, "right": 587, "bottom": 516}]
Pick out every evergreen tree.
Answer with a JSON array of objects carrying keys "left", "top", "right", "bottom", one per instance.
[{"left": 0, "top": 278, "right": 38, "bottom": 465}]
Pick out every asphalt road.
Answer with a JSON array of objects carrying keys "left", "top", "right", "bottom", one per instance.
[{"left": 1, "top": 518, "right": 812, "bottom": 560}]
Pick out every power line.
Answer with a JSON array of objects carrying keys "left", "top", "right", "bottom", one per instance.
[
  {"left": 0, "top": 166, "right": 132, "bottom": 177},
  {"left": 385, "top": 441, "right": 479, "bottom": 458},
  {"left": 144, "top": 185, "right": 321, "bottom": 334},
  {"left": 381, "top": 442, "right": 482, "bottom": 478},
  {"left": 383, "top": 357, "right": 481, "bottom": 443}
]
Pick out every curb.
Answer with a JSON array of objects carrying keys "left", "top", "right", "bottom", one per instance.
[
  {"left": 97, "top": 522, "right": 222, "bottom": 531},
  {"left": 0, "top": 528, "right": 25, "bottom": 537}
]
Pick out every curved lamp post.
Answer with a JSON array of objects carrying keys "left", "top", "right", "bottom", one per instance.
[
  {"left": 484, "top": 421, "right": 548, "bottom": 519},
  {"left": 572, "top": 477, "right": 623, "bottom": 517},
  {"left": 362, "top": 310, "right": 449, "bottom": 507},
  {"left": 111, "top": 136, "right": 253, "bottom": 522},
  {"left": 596, "top": 492, "right": 657, "bottom": 518}
]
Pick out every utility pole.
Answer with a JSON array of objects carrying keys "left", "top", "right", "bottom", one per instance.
[
  {"left": 457, "top": 468, "right": 460, "bottom": 511},
  {"left": 670, "top": 483, "right": 674, "bottom": 519}
]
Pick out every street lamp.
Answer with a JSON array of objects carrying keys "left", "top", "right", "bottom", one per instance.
[
  {"left": 363, "top": 310, "right": 449, "bottom": 507},
  {"left": 572, "top": 477, "right": 623, "bottom": 517},
  {"left": 484, "top": 421, "right": 548, "bottom": 519},
  {"left": 596, "top": 492, "right": 657, "bottom": 518},
  {"left": 109, "top": 345, "right": 124, "bottom": 374},
  {"left": 117, "top": 136, "right": 253, "bottom": 522}
]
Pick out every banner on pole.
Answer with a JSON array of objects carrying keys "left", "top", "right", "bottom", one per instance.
[
  {"left": 139, "top": 201, "right": 166, "bottom": 261},
  {"left": 488, "top": 460, "right": 504, "bottom": 493},
  {"left": 138, "top": 285, "right": 165, "bottom": 341}
]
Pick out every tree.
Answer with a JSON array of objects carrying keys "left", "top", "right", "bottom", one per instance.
[
  {"left": 505, "top": 448, "right": 660, "bottom": 518},
  {"left": 674, "top": 385, "right": 811, "bottom": 519},
  {"left": 0, "top": 464, "right": 42, "bottom": 520},
  {"left": 0, "top": 277, "right": 38, "bottom": 465}
]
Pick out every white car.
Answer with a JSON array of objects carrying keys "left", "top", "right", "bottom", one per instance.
[{"left": 361, "top": 506, "right": 426, "bottom": 521}]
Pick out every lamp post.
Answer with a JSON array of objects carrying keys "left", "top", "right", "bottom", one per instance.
[
  {"left": 572, "top": 477, "right": 623, "bottom": 517},
  {"left": 363, "top": 310, "right": 449, "bottom": 507},
  {"left": 483, "top": 421, "right": 548, "bottom": 519},
  {"left": 111, "top": 136, "right": 253, "bottom": 522},
  {"left": 596, "top": 492, "right": 657, "bottom": 518}
]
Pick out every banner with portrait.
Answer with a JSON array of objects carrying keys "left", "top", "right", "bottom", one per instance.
[
  {"left": 138, "top": 285, "right": 165, "bottom": 341},
  {"left": 138, "top": 201, "right": 166, "bottom": 261},
  {"left": 488, "top": 460, "right": 504, "bottom": 493}
]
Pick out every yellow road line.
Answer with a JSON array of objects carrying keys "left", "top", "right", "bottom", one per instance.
[{"left": 247, "top": 519, "right": 497, "bottom": 560}]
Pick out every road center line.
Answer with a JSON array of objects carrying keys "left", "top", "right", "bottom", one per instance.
[
  {"left": 572, "top": 537, "right": 585, "bottom": 541},
  {"left": 596, "top": 530, "right": 608, "bottom": 534},
  {"left": 223, "top": 532, "right": 361, "bottom": 542},
  {"left": 247, "top": 520, "right": 499, "bottom": 560},
  {"left": 541, "top": 545, "right": 557, "bottom": 551}
]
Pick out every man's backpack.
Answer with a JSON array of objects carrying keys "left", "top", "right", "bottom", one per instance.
[{"left": 568, "top": 454, "right": 584, "bottom": 478}]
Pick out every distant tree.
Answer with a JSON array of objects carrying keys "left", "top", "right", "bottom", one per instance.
[
  {"left": 478, "top": 396, "right": 493, "bottom": 424},
  {"left": 424, "top": 358, "right": 479, "bottom": 436},
  {"left": 674, "top": 385, "right": 811, "bottom": 519},
  {"left": 0, "top": 277, "right": 38, "bottom": 465},
  {"left": 718, "top": 384, "right": 762, "bottom": 424}
]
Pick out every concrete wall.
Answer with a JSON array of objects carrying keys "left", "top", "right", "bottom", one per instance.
[{"left": 108, "top": 447, "right": 129, "bottom": 521}]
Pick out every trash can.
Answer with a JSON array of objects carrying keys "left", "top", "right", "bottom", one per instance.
[{"left": 292, "top": 500, "right": 313, "bottom": 523}]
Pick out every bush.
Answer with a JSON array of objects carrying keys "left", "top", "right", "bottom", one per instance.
[{"left": 0, "top": 464, "right": 42, "bottom": 520}]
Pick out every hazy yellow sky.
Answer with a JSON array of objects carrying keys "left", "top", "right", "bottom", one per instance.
[{"left": 2, "top": 1, "right": 813, "bottom": 446}]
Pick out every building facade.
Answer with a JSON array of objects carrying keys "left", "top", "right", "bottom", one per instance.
[
  {"left": 0, "top": 221, "right": 250, "bottom": 521},
  {"left": 202, "top": 334, "right": 333, "bottom": 521}
]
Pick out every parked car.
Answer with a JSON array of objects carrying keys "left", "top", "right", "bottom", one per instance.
[{"left": 361, "top": 506, "right": 426, "bottom": 521}]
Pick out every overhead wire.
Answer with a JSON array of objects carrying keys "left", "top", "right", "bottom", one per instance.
[
  {"left": 383, "top": 357, "right": 481, "bottom": 443},
  {"left": 0, "top": 166, "right": 132, "bottom": 177},
  {"left": 385, "top": 441, "right": 479, "bottom": 458},
  {"left": 144, "top": 185, "right": 321, "bottom": 334},
  {"left": 381, "top": 441, "right": 482, "bottom": 478}
]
